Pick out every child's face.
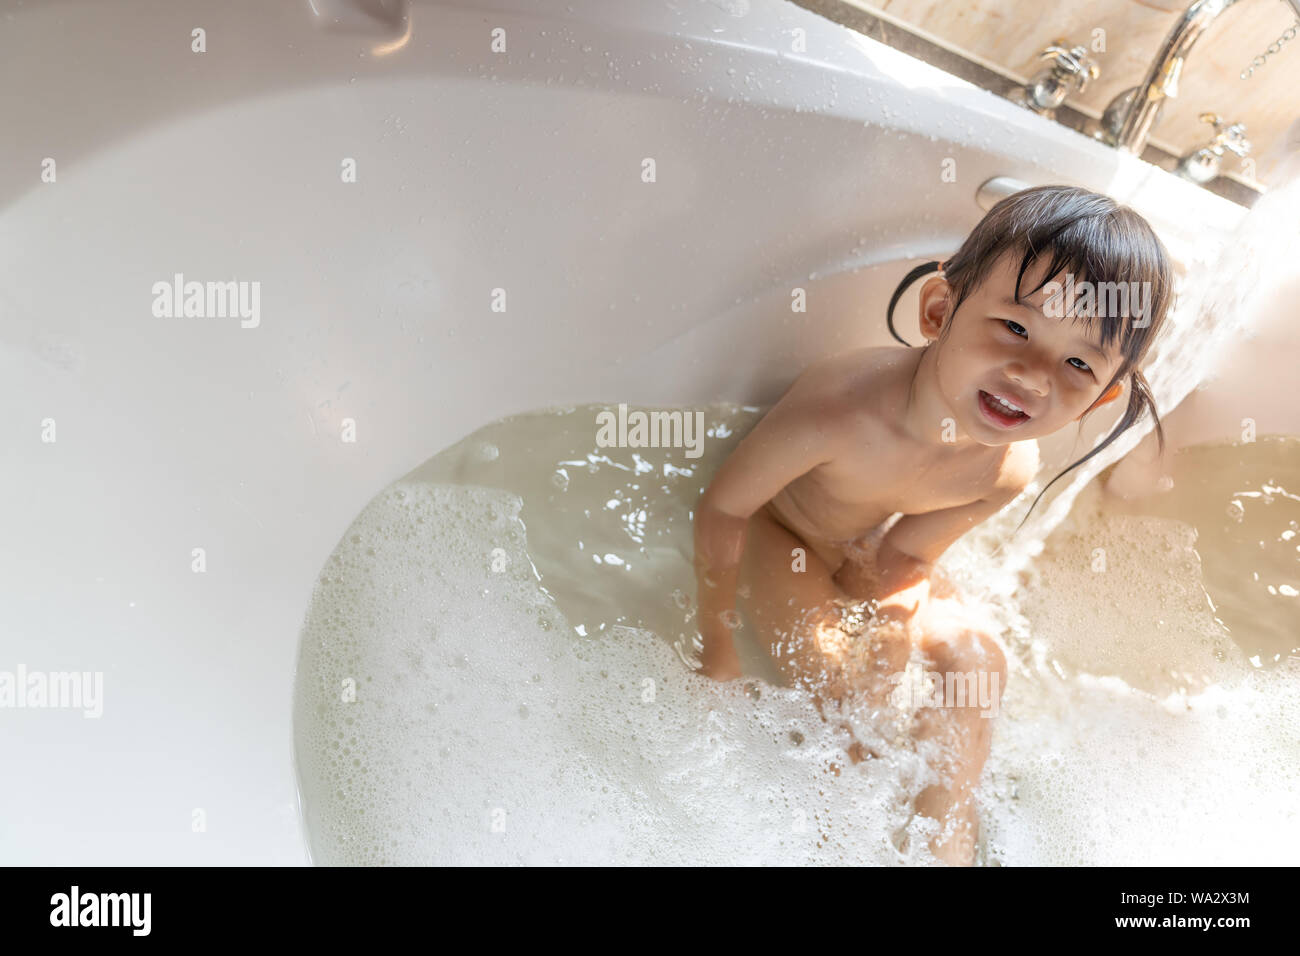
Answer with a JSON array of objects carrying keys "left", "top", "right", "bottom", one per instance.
[{"left": 918, "top": 251, "right": 1125, "bottom": 445}]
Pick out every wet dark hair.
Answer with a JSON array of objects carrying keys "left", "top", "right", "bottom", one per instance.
[{"left": 885, "top": 184, "right": 1176, "bottom": 529}]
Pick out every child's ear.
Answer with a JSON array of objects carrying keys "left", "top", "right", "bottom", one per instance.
[
  {"left": 1076, "top": 381, "right": 1124, "bottom": 419},
  {"left": 917, "top": 276, "right": 951, "bottom": 341}
]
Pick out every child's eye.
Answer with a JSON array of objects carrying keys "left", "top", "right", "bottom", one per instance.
[{"left": 1000, "top": 320, "right": 1094, "bottom": 374}]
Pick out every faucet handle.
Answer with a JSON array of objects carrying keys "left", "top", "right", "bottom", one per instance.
[
  {"left": 1197, "top": 112, "right": 1252, "bottom": 157},
  {"left": 1037, "top": 39, "right": 1101, "bottom": 93}
]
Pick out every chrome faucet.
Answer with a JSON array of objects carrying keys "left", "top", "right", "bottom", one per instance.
[
  {"left": 1101, "top": 0, "right": 1300, "bottom": 155},
  {"left": 1174, "top": 112, "right": 1253, "bottom": 181},
  {"left": 1016, "top": 40, "right": 1100, "bottom": 118}
]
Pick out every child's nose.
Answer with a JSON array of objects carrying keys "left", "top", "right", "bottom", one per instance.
[{"left": 1003, "top": 360, "right": 1051, "bottom": 396}]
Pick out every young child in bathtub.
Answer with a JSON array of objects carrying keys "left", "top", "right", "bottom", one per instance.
[{"left": 692, "top": 184, "right": 1176, "bottom": 865}]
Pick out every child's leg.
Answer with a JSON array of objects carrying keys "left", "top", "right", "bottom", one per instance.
[
  {"left": 738, "top": 507, "right": 1006, "bottom": 864},
  {"left": 737, "top": 506, "right": 911, "bottom": 739},
  {"left": 906, "top": 608, "right": 1007, "bottom": 866}
]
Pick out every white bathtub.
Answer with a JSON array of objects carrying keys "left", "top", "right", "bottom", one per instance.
[{"left": 0, "top": 0, "right": 1247, "bottom": 864}]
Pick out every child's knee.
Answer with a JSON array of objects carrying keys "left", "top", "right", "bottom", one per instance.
[{"left": 923, "top": 629, "right": 1006, "bottom": 692}]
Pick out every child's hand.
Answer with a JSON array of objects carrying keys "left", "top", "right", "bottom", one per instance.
[
  {"left": 697, "top": 648, "right": 743, "bottom": 682},
  {"left": 875, "top": 575, "right": 933, "bottom": 616},
  {"left": 831, "top": 553, "right": 882, "bottom": 604},
  {"left": 696, "top": 614, "right": 744, "bottom": 681},
  {"left": 834, "top": 535, "right": 937, "bottom": 608}
]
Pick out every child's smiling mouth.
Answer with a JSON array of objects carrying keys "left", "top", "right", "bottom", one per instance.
[{"left": 977, "top": 389, "right": 1032, "bottom": 428}]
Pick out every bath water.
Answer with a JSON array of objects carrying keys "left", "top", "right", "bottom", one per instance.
[{"left": 293, "top": 403, "right": 1300, "bottom": 865}]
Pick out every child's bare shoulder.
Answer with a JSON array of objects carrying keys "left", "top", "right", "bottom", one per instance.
[
  {"left": 762, "top": 347, "right": 911, "bottom": 459},
  {"left": 770, "top": 347, "right": 898, "bottom": 429},
  {"left": 794, "top": 346, "right": 910, "bottom": 403},
  {"left": 793, "top": 346, "right": 915, "bottom": 430}
]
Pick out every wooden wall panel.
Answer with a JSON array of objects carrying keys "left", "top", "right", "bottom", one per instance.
[{"left": 873, "top": 0, "right": 1300, "bottom": 185}]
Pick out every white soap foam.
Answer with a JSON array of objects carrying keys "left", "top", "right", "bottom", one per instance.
[
  {"left": 982, "top": 666, "right": 1300, "bottom": 865},
  {"left": 294, "top": 481, "right": 945, "bottom": 865},
  {"left": 954, "top": 474, "right": 1300, "bottom": 865}
]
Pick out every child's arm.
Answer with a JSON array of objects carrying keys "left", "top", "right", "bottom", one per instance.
[
  {"left": 835, "top": 454, "right": 1037, "bottom": 609},
  {"left": 833, "top": 535, "right": 936, "bottom": 610},
  {"left": 694, "top": 362, "right": 844, "bottom": 680}
]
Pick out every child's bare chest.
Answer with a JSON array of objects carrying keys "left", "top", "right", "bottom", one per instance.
[{"left": 782, "top": 439, "right": 1005, "bottom": 542}]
